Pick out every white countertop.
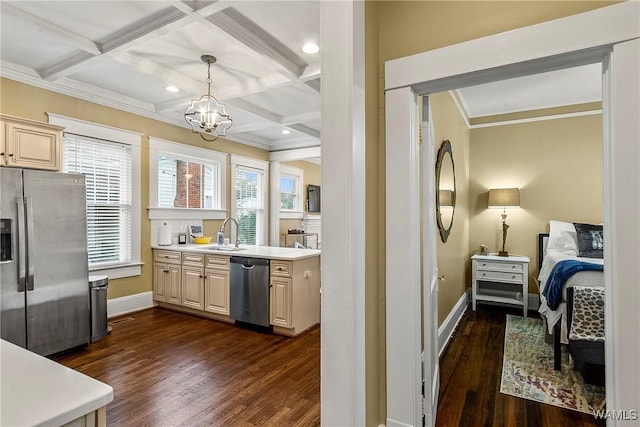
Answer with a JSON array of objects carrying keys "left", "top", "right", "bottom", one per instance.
[
  {"left": 152, "top": 243, "right": 321, "bottom": 260},
  {"left": 0, "top": 340, "right": 113, "bottom": 427}
]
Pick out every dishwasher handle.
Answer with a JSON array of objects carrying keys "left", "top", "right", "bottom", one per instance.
[{"left": 242, "top": 264, "right": 255, "bottom": 270}]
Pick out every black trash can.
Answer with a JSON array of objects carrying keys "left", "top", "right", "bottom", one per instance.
[{"left": 89, "top": 275, "right": 109, "bottom": 342}]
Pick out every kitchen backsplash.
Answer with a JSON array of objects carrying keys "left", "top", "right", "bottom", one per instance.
[{"left": 150, "top": 219, "right": 202, "bottom": 246}]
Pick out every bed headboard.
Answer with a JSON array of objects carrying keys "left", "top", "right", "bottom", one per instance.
[{"left": 538, "top": 233, "right": 549, "bottom": 271}]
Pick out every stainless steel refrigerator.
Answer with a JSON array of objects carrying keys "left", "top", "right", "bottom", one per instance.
[{"left": 1, "top": 168, "right": 90, "bottom": 356}]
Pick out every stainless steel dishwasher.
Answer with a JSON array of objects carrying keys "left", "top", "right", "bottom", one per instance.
[{"left": 229, "top": 256, "right": 271, "bottom": 327}]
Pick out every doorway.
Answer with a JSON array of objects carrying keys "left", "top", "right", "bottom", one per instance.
[{"left": 384, "top": 3, "right": 639, "bottom": 425}]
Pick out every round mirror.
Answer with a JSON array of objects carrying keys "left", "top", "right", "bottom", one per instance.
[{"left": 435, "top": 140, "right": 456, "bottom": 242}]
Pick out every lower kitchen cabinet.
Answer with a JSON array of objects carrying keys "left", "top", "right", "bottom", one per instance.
[
  {"left": 182, "top": 266, "right": 204, "bottom": 310},
  {"left": 153, "top": 262, "right": 180, "bottom": 303},
  {"left": 152, "top": 248, "right": 320, "bottom": 336},
  {"left": 153, "top": 250, "right": 181, "bottom": 303},
  {"left": 269, "top": 257, "right": 320, "bottom": 336},
  {"left": 270, "top": 276, "right": 292, "bottom": 328},
  {"left": 204, "top": 268, "right": 230, "bottom": 315}
]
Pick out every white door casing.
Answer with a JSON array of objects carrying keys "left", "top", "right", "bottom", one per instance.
[
  {"left": 422, "top": 97, "right": 439, "bottom": 426},
  {"left": 385, "top": 2, "right": 639, "bottom": 425}
]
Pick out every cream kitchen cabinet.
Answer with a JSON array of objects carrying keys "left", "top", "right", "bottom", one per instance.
[
  {"left": 0, "top": 114, "right": 63, "bottom": 170},
  {"left": 204, "top": 255, "right": 230, "bottom": 315},
  {"left": 153, "top": 250, "right": 181, "bottom": 304},
  {"left": 269, "top": 257, "right": 320, "bottom": 336},
  {"left": 181, "top": 253, "right": 205, "bottom": 310}
]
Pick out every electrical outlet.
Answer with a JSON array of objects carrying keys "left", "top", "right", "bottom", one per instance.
[{"left": 304, "top": 271, "right": 311, "bottom": 278}]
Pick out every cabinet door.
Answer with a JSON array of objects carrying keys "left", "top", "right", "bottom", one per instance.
[
  {"left": 153, "top": 262, "right": 168, "bottom": 302},
  {"left": 0, "top": 120, "right": 5, "bottom": 167},
  {"left": 270, "top": 276, "right": 292, "bottom": 328},
  {"left": 182, "top": 266, "right": 204, "bottom": 310},
  {"left": 5, "top": 122, "right": 60, "bottom": 170},
  {"left": 204, "top": 269, "right": 229, "bottom": 315},
  {"left": 166, "top": 264, "right": 181, "bottom": 305}
]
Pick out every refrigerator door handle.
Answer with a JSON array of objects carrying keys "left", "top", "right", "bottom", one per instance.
[
  {"left": 25, "top": 196, "right": 35, "bottom": 291},
  {"left": 16, "top": 197, "right": 26, "bottom": 292}
]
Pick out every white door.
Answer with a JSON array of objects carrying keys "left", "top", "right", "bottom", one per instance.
[{"left": 421, "top": 97, "right": 439, "bottom": 426}]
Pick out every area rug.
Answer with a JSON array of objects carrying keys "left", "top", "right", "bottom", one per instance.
[{"left": 500, "top": 314, "right": 605, "bottom": 414}]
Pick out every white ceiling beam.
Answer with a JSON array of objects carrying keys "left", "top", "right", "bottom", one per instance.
[
  {"left": 2, "top": 3, "right": 102, "bottom": 55},
  {"left": 39, "top": 7, "right": 189, "bottom": 81},
  {"left": 287, "top": 124, "right": 320, "bottom": 139},
  {"left": 204, "top": 8, "right": 306, "bottom": 80},
  {"left": 269, "top": 146, "right": 321, "bottom": 162},
  {"left": 228, "top": 122, "right": 273, "bottom": 134},
  {"left": 282, "top": 111, "right": 321, "bottom": 125}
]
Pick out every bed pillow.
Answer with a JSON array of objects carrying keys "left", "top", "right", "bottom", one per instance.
[
  {"left": 573, "top": 223, "right": 604, "bottom": 258},
  {"left": 546, "top": 220, "right": 578, "bottom": 255}
]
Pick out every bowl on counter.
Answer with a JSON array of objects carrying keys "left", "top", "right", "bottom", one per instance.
[{"left": 192, "top": 236, "right": 212, "bottom": 244}]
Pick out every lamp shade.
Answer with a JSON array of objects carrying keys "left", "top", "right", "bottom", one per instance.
[{"left": 488, "top": 188, "right": 520, "bottom": 208}]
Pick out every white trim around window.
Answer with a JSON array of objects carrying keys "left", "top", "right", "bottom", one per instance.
[
  {"left": 148, "top": 137, "right": 227, "bottom": 220},
  {"left": 47, "top": 113, "right": 142, "bottom": 279},
  {"left": 230, "top": 154, "right": 269, "bottom": 246},
  {"left": 279, "top": 164, "right": 304, "bottom": 219}
]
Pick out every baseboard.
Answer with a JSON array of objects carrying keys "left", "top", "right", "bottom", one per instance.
[
  {"left": 438, "top": 289, "right": 469, "bottom": 358},
  {"left": 107, "top": 291, "right": 155, "bottom": 318}
]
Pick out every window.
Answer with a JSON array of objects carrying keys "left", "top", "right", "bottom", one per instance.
[
  {"left": 50, "top": 113, "right": 142, "bottom": 279},
  {"left": 148, "top": 137, "right": 227, "bottom": 220},
  {"left": 231, "top": 155, "right": 268, "bottom": 245},
  {"left": 279, "top": 164, "right": 304, "bottom": 219},
  {"left": 64, "top": 136, "right": 132, "bottom": 266},
  {"left": 157, "top": 157, "right": 217, "bottom": 209}
]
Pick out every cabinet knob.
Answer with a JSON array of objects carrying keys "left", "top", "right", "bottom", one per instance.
[
  {"left": 512, "top": 275, "right": 516, "bottom": 279},
  {"left": 8, "top": 153, "right": 14, "bottom": 157},
  {"left": 511, "top": 265, "right": 516, "bottom": 269},
  {"left": 164, "top": 270, "right": 169, "bottom": 273},
  {"left": 481, "top": 273, "right": 486, "bottom": 277},
  {"left": 0, "top": 152, "right": 4, "bottom": 156}
]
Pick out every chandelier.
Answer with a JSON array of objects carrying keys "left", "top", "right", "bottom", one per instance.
[{"left": 184, "top": 55, "right": 232, "bottom": 141}]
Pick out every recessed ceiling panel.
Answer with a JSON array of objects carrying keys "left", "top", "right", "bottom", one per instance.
[
  {"left": 0, "top": 16, "right": 80, "bottom": 70},
  {"left": 232, "top": 1, "right": 320, "bottom": 59},
  {"left": 4, "top": 1, "right": 172, "bottom": 42},
  {"left": 241, "top": 85, "right": 319, "bottom": 118}
]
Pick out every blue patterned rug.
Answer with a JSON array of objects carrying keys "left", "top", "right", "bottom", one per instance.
[{"left": 500, "top": 315, "right": 605, "bottom": 414}]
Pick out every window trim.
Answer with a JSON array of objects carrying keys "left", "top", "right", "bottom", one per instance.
[
  {"left": 148, "top": 137, "right": 227, "bottom": 220},
  {"left": 48, "top": 113, "right": 142, "bottom": 279},
  {"left": 279, "top": 164, "right": 304, "bottom": 219},
  {"left": 230, "top": 154, "right": 269, "bottom": 246}
]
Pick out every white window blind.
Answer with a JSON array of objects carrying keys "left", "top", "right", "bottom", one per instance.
[
  {"left": 235, "top": 167, "right": 263, "bottom": 245},
  {"left": 63, "top": 135, "right": 132, "bottom": 266}
]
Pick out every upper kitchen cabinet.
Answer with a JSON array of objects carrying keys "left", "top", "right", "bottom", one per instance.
[{"left": 0, "top": 115, "right": 63, "bottom": 171}]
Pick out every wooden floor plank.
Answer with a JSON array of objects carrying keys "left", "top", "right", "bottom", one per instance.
[
  {"left": 56, "top": 308, "right": 320, "bottom": 426},
  {"left": 437, "top": 306, "right": 605, "bottom": 427}
]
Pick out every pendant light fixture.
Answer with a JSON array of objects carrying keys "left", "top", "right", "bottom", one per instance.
[{"left": 184, "top": 55, "right": 232, "bottom": 141}]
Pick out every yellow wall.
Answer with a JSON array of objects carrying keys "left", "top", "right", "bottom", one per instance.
[
  {"left": 431, "top": 93, "right": 470, "bottom": 326},
  {"left": 0, "top": 77, "right": 269, "bottom": 299},
  {"left": 469, "top": 114, "right": 603, "bottom": 287}
]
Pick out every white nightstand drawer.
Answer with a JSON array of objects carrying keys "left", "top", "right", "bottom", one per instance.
[
  {"left": 477, "top": 270, "right": 523, "bottom": 283},
  {"left": 475, "top": 261, "right": 523, "bottom": 273}
]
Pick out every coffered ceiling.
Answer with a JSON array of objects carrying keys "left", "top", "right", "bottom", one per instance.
[{"left": 1, "top": 1, "right": 321, "bottom": 151}]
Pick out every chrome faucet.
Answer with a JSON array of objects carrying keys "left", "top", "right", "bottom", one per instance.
[{"left": 219, "top": 217, "right": 240, "bottom": 247}]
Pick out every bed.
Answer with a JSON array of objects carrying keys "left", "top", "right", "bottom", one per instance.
[{"left": 537, "top": 221, "right": 604, "bottom": 347}]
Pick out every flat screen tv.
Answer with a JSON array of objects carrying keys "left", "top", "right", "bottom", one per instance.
[{"left": 307, "top": 184, "right": 321, "bottom": 213}]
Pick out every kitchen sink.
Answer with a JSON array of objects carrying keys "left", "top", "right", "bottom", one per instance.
[{"left": 201, "top": 245, "right": 246, "bottom": 252}]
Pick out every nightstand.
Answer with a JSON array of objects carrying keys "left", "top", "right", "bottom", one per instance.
[{"left": 471, "top": 254, "right": 530, "bottom": 317}]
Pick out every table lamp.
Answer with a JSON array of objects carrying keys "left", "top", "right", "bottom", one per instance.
[{"left": 488, "top": 188, "right": 520, "bottom": 257}]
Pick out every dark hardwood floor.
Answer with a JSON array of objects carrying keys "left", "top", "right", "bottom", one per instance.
[
  {"left": 57, "top": 308, "right": 320, "bottom": 426},
  {"left": 58, "top": 305, "right": 605, "bottom": 426},
  {"left": 437, "top": 305, "right": 605, "bottom": 427}
]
